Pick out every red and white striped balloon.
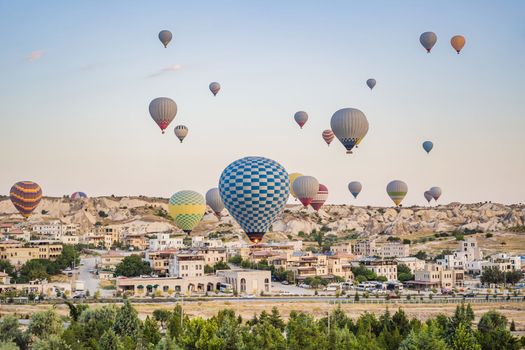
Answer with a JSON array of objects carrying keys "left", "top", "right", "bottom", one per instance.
[
  {"left": 310, "top": 184, "right": 328, "bottom": 211},
  {"left": 322, "top": 129, "right": 335, "bottom": 146}
]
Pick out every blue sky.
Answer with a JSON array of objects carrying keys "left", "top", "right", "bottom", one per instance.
[{"left": 1, "top": 1, "right": 524, "bottom": 206}]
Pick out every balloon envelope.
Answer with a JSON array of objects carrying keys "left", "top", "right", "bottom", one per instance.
[
  {"left": 158, "top": 30, "right": 173, "bottom": 48},
  {"left": 149, "top": 97, "right": 177, "bottom": 134},
  {"left": 386, "top": 180, "right": 408, "bottom": 206},
  {"left": 294, "top": 111, "right": 308, "bottom": 129},
  {"left": 366, "top": 79, "right": 376, "bottom": 90},
  {"left": 293, "top": 176, "right": 319, "bottom": 207},
  {"left": 429, "top": 187, "right": 442, "bottom": 201},
  {"left": 288, "top": 173, "right": 303, "bottom": 198},
  {"left": 322, "top": 130, "right": 335, "bottom": 146},
  {"left": 209, "top": 82, "right": 221, "bottom": 96},
  {"left": 10, "top": 181, "right": 42, "bottom": 218},
  {"left": 168, "top": 191, "right": 206, "bottom": 234},
  {"left": 219, "top": 156, "right": 289, "bottom": 243},
  {"left": 348, "top": 181, "right": 362, "bottom": 198},
  {"left": 420, "top": 31, "right": 437, "bottom": 53},
  {"left": 174, "top": 125, "right": 188, "bottom": 143},
  {"left": 422, "top": 141, "right": 434, "bottom": 154},
  {"left": 451, "top": 35, "right": 466, "bottom": 54},
  {"left": 330, "top": 108, "right": 369, "bottom": 154},
  {"left": 205, "top": 188, "right": 224, "bottom": 216},
  {"left": 71, "top": 192, "right": 87, "bottom": 200},
  {"left": 424, "top": 191, "right": 433, "bottom": 203},
  {"left": 310, "top": 184, "right": 328, "bottom": 211}
]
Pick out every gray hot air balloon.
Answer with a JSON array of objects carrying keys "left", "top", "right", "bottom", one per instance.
[
  {"left": 206, "top": 188, "right": 224, "bottom": 216},
  {"left": 429, "top": 187, "right": 442, "bottom": 201},
  {"left": 348, "top": 181, "right": 362, "bottom": 199},
  {"left": 386, "top": 180, "right": 408, "bottom": 206},
  {"left": 292, "top": 176, "right": 319, "bottom": 207},
  {"left": 174, "top": 125, "right": 188, "bottom": 143},
  {"left": 294, "top": 111, "right": 308, "bottom": 129},
  {"left": 158, "top": 30, "right": 173, "bottom": 48},
  {"left": 330, "top": 108, "right": 369, "bottom": 154},
  {"left": 149, "top": 97, "right": 177, "bottom": 134},
  {"left": 209, "top": 82, "right": 221, "bottom": 96},
  {"left": 366, "top": 79, "right": 376, "bottom": 90},
  {"left": 424, "top": 191, "right": 433, "bottom": 203},
  {"left": 420, "top": 31, "right": 437, "bottom": 53}
]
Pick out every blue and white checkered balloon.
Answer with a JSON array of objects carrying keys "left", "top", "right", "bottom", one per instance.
[{"left": 219, "top": 156, "right": 290, "bottom": 243}]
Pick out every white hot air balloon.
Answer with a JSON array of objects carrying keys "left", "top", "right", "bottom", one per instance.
[
  {"left": 149, "top": 97, "right": 177, "bottom": 134},
  {"left": 386, "top": 180, "right": 408, "bottom": 206},
  {"left": 209, "top": 82, "right": 221, "bottom": 96},
  {"left": 292, "top": 176, "right": 319, "bottom": 207},
  {"left": 330, "top": 108, "right": 369, "bottom": 154},
  {"left": 174, "top": 125, "right": 188, "bottom": 143},
  {"left": 206, "top": 188, "right": 224, "bottom": 216},
  {"left": 158, "top": 30, "right": 173, "bottom": 48}
]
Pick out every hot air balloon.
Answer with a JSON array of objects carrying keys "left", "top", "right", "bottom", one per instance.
[
  {"left": 422, "top": 141, "right": 434, "bottom": 154},
  {"left": 10, "top": 181, "right": 42, "bottom": 218},
  {"left": 158, "top": 30, "right": 173, "bottom": 48},
  {"left": 424, "top": 191, "right": 433, "bottom": 203},
  {"left": 174, "top": 125, "right": 188, "bottom": 143},
  {"left": 429, "top": 187, "right": 442, "bottom": 201},
  {"left": 420, "top": 31, "right": 437, "bottom": 53},
  {"left": 322, "top": 130, "right": 335, "bottom": 146},
  {"left": 209, "top": 82, "right": 221, "bottom": 96},
  {"left": 293, "top": 176, "right": 319, "bottom": 207},
  {"left": 149, "top": 97, "right": 177, "bottom": 134},
  {"left": 348, "top": 181, "right": 362, "bottom": 199},
  {"left": 386, "top": 180, "right": 408, "bottom": 206},
  {"left": 219, "top": 156, "right": 289, "bottom": 243},
  {"left": 330, "top": 108, "right": 369, "bottom": 154},
  {"left": 450, "top": 35, "right": 466, "bottom": 54},
  {"left": 288, "top": 173, "right": 303, "bottom": 199},
  {"left": 168, "top": 191, "right": 206, "bottom": 234},
  {"left": 71, "top": 192, "right": 87, "bottom": 200},
  {"left": 294, "top": 111, "right": 308, "bottom": 129},
  {"left": 205, "top": 188, "right": 224, "bottom": 216},
  {"left": 366, "top": 79, "right": 376, "bottom": 90},
  {"left": 310, "top": 184, "right": 328, "bottom": 211}
]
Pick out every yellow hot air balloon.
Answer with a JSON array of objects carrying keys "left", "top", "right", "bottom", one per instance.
[
  {"left": 288, "top": 172, "right": 303, "bottom": 199},
  {"left": 451, "top": 35, "right": 466, "bottom": 54},
  {"left": 168, "top": 190, "right": 206, "bottom": 234}
]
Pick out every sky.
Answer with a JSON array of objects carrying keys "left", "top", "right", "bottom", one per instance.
[{"left": 1, "top": 1, "right": 524, "bottom": 206}]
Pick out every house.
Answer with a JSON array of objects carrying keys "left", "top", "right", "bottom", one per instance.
[
  {"left": 395, "top": 257, "right": 425, "bottom": 273},
  {"left": 358, "top": 259, "right": 398, "bottom": 281},
  {"left": 408, "top": 263, "right": 464, "bottom": 290},
  {"left": 216, "top": 269, "right": 272, "bottom": 295},
  {"left": 169, "top": 252, "right": 205, "bottom": 278},
  {"left": 149, "top": 233, "right": 184, "bottom": 251}
]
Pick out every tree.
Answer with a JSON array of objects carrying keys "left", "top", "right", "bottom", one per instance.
[
  {"left": 399, "top": 321, "right": 449, "bottom": 350},
  {"left": 450, "top": 322, "right": 481, "bottom": 350},
  {"left": 98, "top": 329, "right": 123, "bottom": 350},
  {"left": 27, "top": 310, "right": 63, "bottom": 340},
  {"left": 114, "top": 255, "right": 152, "bottom": 277},
  {"left": 143, "top": 316, "right": 161, "bottom": 347},
  {"left": 54, "top": 245, "right": 80, "bottom": 270},
  {"left": 0, "top": 342, "right": 18, "bottom": 350},
  {"left": 0, "top": 260, "right": 15, "bottom": 277},
  {"left": 153, "top": 309, "right": 171, "bottom": 329},
  {"left": 269, "top": 307, "right": 285, "bottom": 332},
  {"left": 351, "top": 265, "right": 377, "bottom": 281},
  {"left": 414, "top": 251, "right": 428, "bottom": 261},
  {"left": 286, "top": 311, "right": 326, "bottom": 350},
  {"left": 481, "top": 266, "right": 504, "bottom": 285},
  {"left": 32, "top": 335, "right": 71, "bottom": 350},
  {"left": 476, "top": 311, "right": 519, "bottom": 350},
  {"left": 0, "top": 315, "right": 26, "bottom": 348},
  {"left": 505, "top": 271, "right": 523, "bottom": 285},
  {"left": 113, "top": 300, "right": 142, "bottom": 341}
]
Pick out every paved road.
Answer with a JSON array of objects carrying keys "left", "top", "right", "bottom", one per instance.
[{"left": 78, "top": 256, "right": 114, "bottom": 297}]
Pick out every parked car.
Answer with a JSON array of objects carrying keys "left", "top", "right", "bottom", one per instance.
[{"left": 281, "top": 280, "right": 289, "bottom": 285}]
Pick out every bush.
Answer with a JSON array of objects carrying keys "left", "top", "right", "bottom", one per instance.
[{"left": 485, "top": 232, "right": 493, "bottom": 238}]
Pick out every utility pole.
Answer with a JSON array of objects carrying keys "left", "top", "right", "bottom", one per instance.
[{"left": 327, "top": 310, "right": 330, "bottom": 335}]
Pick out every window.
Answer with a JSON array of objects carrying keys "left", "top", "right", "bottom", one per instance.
[
  {"left": 240, "top": 278, "right": 246, "bottom": 293},
  {"left": 264, "top": 278, "right": 270, "bottom": 292}
]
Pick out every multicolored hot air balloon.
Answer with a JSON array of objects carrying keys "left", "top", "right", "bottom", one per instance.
[
  {"left": 348, "top": 181, "right": 362, "bottom": 199},
  {"left": 219, "top": 156, "right": 289, "bottom": 243},
  {"left": 420, "top": 31, "right": 437, "bottom": 53},
  {"left": 209, "top": 82, "right": 221, "bottom": 96},
  {"left": 168, "top": 191, "right": 206, "bottom": 234},
  {"left": 174, "top": 125, "right": 188, "bottom": 143},
  {"left": 293, "top": 176, "right": 319, "bottom": 207},
  {"left": 429, "top": 187, "right": 442, "bottom": 201},
  {"left": 294, "top": 111, "right": 308, "bottom": 129},
  {"left": 422, "top": 141, "right": 434, "bottom": 154},
  {"left": 310, "top": 184, "right": 328, "bottom": 211},
  {"left": 71, "top": 192, "right": 87, "bottom": 200},
  {"left": 158, "top": 30, "right": 173, "bottom": 48},
  {"left": 149, "top": 97, "right": 177, "bottom": 134},
  {"left": 366, "top": 79, "right": 376, "bottom": 90},
  {"left": 10, "top": 181, "right": 42, "bottom": 218},
  {"left": 288, "top": 173, "right": 303, "bottom": 200},
  {"left": 322, "top": 130, "right": 335, "bottom": 146},
  {"left": 330, "top": 108, "right": 369, "bottom": 154},
  {"left": 205, "top": 188, "right": 224, "bottom": 216},
  {"left": 424, "top": 191, "right": 433, "bottom": 203},
  {"left": 450, "top": 35, "right": 466, "bottom": 54},
  {"left": 386, "top": 180, "right": 408, "bottom": 206}
]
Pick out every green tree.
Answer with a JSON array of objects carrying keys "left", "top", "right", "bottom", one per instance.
[
  {"left": 286, "top": 311, "right": 326, "bottom": 350},
  {"left": 27, "top": 310, "right": 63, "bottom": 340},
  {"left": 54, "top": 245, "right": 80, "bottom": 269},
  {"left": 0, "top": 315, "right": 27, "bottom": 349},
  {"left": 114, "top": 255, "right": 152, "bottom": 277},
  {"left": 167, "top": 304, "right": 186, "bottom": 341},
  {"left": 450, "top": 322, "right": 481, "bottom": 350},
  {"left": 399, "top": 321, "right": 449, "bottom": 350},
  {"left": 269, "top": 307, "right": 286, "bottom": 332},
  {"left": 481, "top": 267, "right": 504, "bottom": 285},
  {"left": 0, "top": 260, "right": 15, "bottom": 277},
  {"left": 143, "top": 316, "right": 161, "bottom": 347},
  {"left": 98, "top": 329, "right": 123, "bottom": 350},
  {"left": 351, "top": 265, "right": 377, "bottom": 281},
  {"left": 414, "top": 251, "right": 428, "bottom": 261},
  {"left": 476, "top": 311, "right": 519, "bottom": 350},
  {"left": 0, "top": 342, "right": 18, "bottom": 350},
  {"left": 113, "top": 300, "right": 142, "bottom": 341},
  {"left": 32, "top": 335, "right": 71, "bottom": 350},
  {"left": 153, "top": 309, "right": 171, "bottom": 329}
]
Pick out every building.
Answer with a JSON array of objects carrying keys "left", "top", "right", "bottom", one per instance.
[
  {"left": 395, "top": 257, "right": 425, "bottom": 273},
  {"left": 4, "top": 229, "right": 30, "bottom": 242},
  {"left": 0, "top": 272, "right": 11, "bottom": 284},
  {"left": 149, "top": 233, "right": 184, "bottom": 251},
  {"left": 0, "top": 240, "right": 63, "bottom": 267},
  {"left": 327, "top": 253, "right": 354, "bottom": 280},
  {"left": 98, "top": 252, "right": 126, "bottom": 271},
  {"left": 192, "top": 237, "right": 224, "bottom": 249},
  {"left": 169, "top": 252, "right": 205, "bottom": 278},
  {"left": 457, "top": 237, "right": 483, "bottom": 261},
  {"left": 330, "top": 242, "right": 353, "bottom": 255},
  {"left": 116, "top": 275, "right": 223, "bottom": 296},
  {"left": 408, "top": 263, "right": 464, "bottom": 290},
  {"left": 193, "top": 247, "right": 227, "bottom": 266},
  {"left": 61, "top": 235, "right": 80, "bottom": 245},
  {"left": 352, "top": 239, "right": 376, "bottom": 256},
  {"left": 32, "top": 221, "right": 78, "bottom": 239},
  {"left": 0, "top": 279, "right": 71, "bottom": 296},
  {"left": 358, "top": 259, "right": 398, "bottom": 281},
  {"left": 145, "top": 249, "right": 178, "bottom": 276},
  {"left": 124, "top": 234, "right": 148, "bottom": 251},
  {"left": 374, "top": 242, "right": 410, "bottom": 258},
  {"left": 216, "top": 269, "right": 272, "bottom": 295}
]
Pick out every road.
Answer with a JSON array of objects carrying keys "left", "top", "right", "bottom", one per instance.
[{"left": 78, "top": 256, "right": 114, "bottom": 297}]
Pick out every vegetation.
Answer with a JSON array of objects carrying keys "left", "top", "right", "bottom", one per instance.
[
  {"left": 0, "top": 302, "right": 522, "bottom": 350},
  {"left": 397, "top": 264, "right": 414, "bottom": 282},
  {"left": 351, "top": 265, "right": 377, "bottom": 282},
  {"left": 204, "top": 261, "right": 230, "bottom": 274},
  {"left": 114, "top": 255, "right": 152, "bottom": 277},
  {"left": 481, "top": 266, "right": 523, "bottom": 285}
]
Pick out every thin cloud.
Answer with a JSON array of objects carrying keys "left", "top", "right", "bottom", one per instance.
[
  {"left": 78, "top": 63, "right": 100, "bottom": 72},
  {"left": 148, "top": 64, "right": 183, "bottom": 78},
  {"left": 27, "top": 50, "right": 45, "bottom": 62}
]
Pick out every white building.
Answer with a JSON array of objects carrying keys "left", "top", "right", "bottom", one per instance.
[
  {"left": 169, "top": 252, "right": 205, "bottom": 278},
  {"left": 374, "top": 242, "right": 410, "bottom": 258},
  {"left": 217, "top": 269, "right": 272, "bottom": 295},
  {"left": 32, "top": 221, "right": 78, "bottom": 239},
  {"left": 395, "top": 257, "right": 425, "bottom": 273},
  {"left": 149, "top": 232, "right": 184, "bottom": 251}
]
